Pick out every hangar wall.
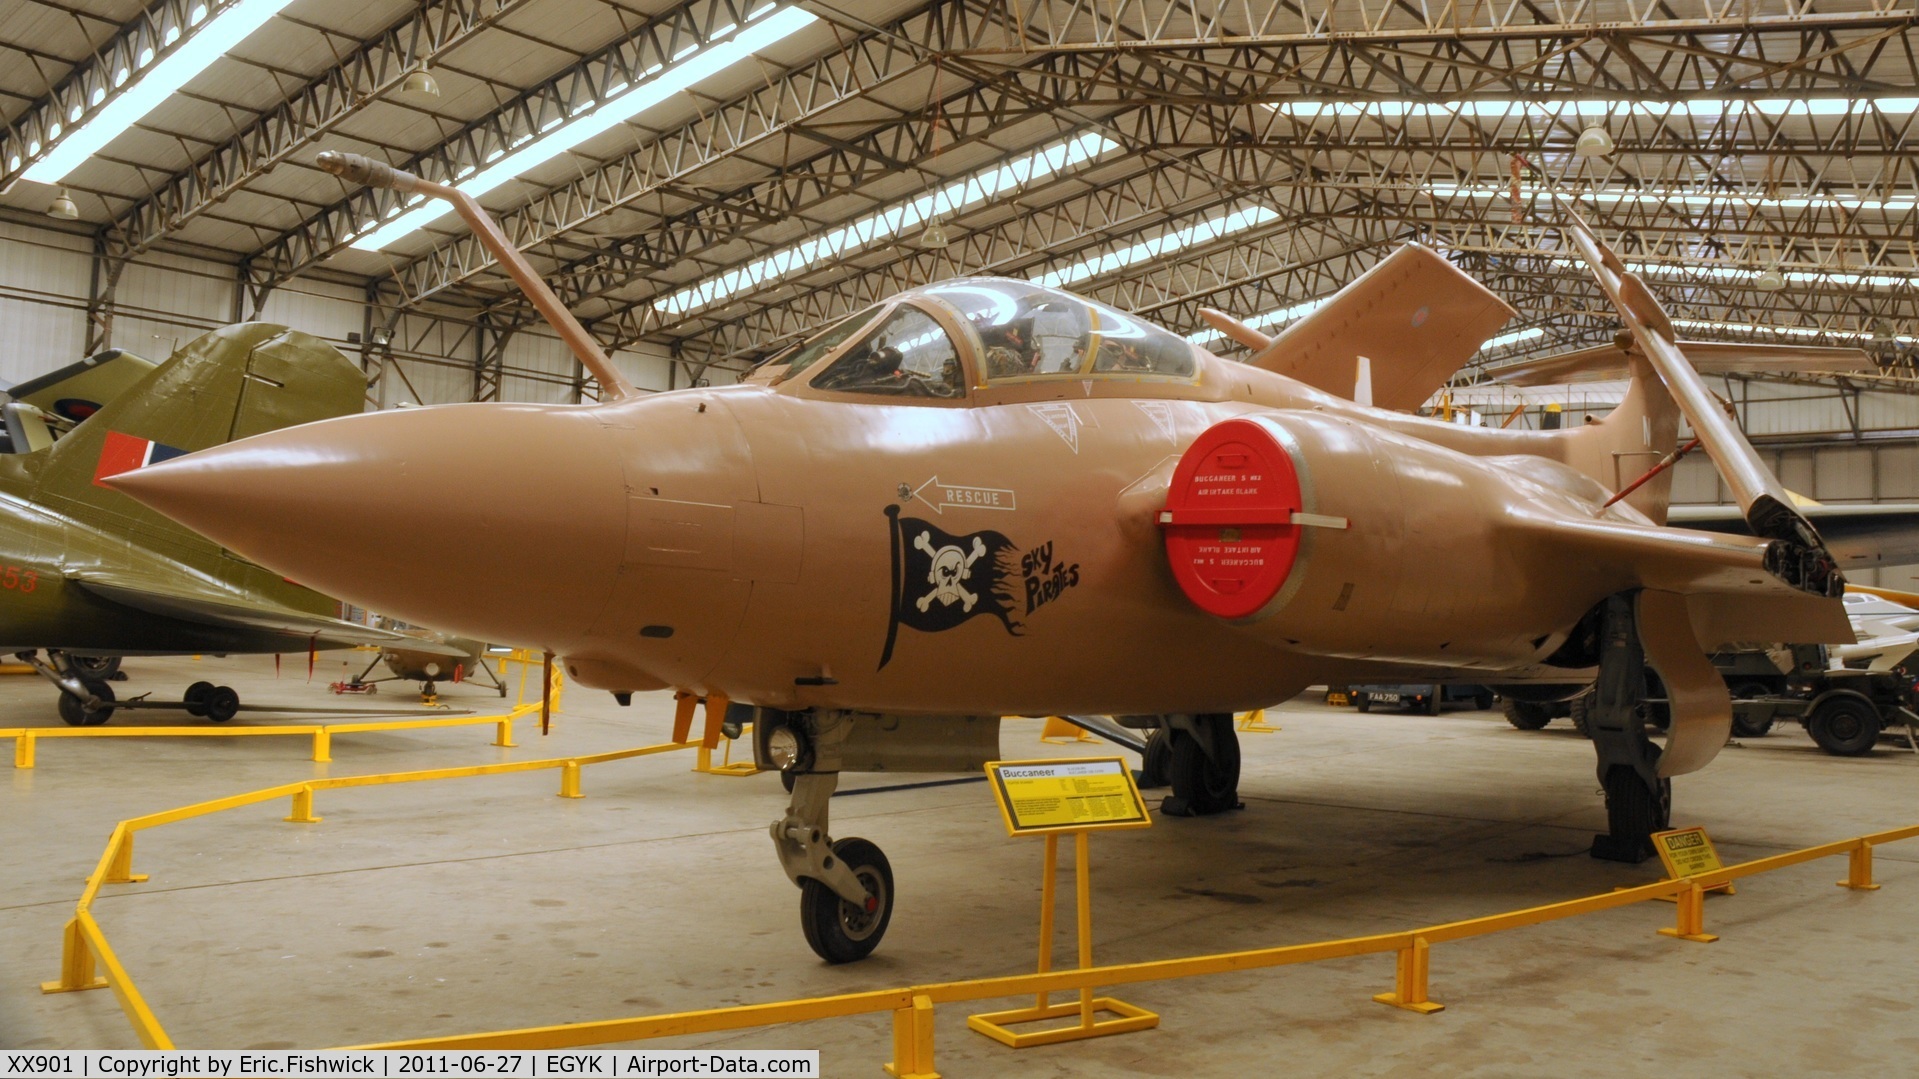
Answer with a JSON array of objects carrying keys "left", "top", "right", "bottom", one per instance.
[{"left": 0, "top": 217, "right": 731, "bottom": 403}]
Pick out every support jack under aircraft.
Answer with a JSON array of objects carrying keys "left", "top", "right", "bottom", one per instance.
[{"left": 112, "top": 150, "right": 1866, "bottom": 962}]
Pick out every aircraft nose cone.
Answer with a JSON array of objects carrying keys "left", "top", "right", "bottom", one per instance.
[{"left": 107, "top": 403, "right": 627, "bottom": 648}]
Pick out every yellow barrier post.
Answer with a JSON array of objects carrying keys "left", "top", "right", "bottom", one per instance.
[
  {"left": 1839, "top": 841, "right": 1881, "bottom": 890},
  {"left": 493, "top": 716, "right": 516, "bottom": 748},
  {"left": 1373, "top": 936, "right": 1443, "bottom": 1012},
  {"left": 41, "top": 918, "right": 107, "bottom": 994},
  {"left": 311, "top": 728, "right": 332, "bottom": 763},
  {"left": 559, "top": 761, "right": 583, "bottom": 799},
  {"left": 103, "top": 834, "right": 148, "bottom": 885},
  {"left": 15, "top": 730, "right": 34, "bottom": 769},
  {"left": 884, "top": 993, "right": 939, "bottom": 1079},
  {"left": 286, "top": 786, "right": 322, "bottom": 824},
  {"left": 1658, "top": 883, "right": 1719, "bottom": 943}
]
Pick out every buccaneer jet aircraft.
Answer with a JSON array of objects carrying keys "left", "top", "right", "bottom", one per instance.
[{"left": 111, "top": 152, "right": 1853, "bottom": 963}]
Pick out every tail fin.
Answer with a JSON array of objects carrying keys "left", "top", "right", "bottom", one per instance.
[
  {"left": 1243, "top": 244, "right": 1514, "bottom": 410},
  {"left": 31, "top": 323, "right": 365, "bottom": 551}
]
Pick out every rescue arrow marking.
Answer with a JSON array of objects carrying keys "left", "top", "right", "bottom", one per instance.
[{"left": 913, "top": 476, "right": 1017, "bottom": 515}]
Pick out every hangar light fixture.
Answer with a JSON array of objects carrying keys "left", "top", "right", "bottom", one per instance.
[
  {"left": 1429, "top": 183, "right": 1918, "bottom": 214},
  {"left": 1573, "top": 126, "right": 1615, "bottom": 157},
  {"left": 1032, "top": 205, "right": 1282, "bottom": 291},
  {"left": 350, "top": 5, "right": 817, "bottom": 251},
  {"left": 402, "top": 65, "right": 442, "bottom": 98},
  {"left": 45, "top": 189, "right": 80, "bottom": 220},
  {"left": 654, "top": 130, "right": 1121, "bottom": 318},
  {"left": 24, "top": 0, "right": 299, "bottom": 183},
  {"left": 1270, "top": 97, "right": 1919, "bottom": 120}
]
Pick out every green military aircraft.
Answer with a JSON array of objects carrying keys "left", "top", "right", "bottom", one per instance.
[{"left": 0, "top": 323, "right": 429, "bottom": 724}]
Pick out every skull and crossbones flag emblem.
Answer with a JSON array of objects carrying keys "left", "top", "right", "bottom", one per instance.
[{"left": 880, "top": 504, "right": 1023, "bottom": 668}]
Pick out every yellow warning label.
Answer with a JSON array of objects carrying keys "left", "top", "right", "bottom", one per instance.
[
  {"left": 986, "top": 757, "right": 1152, "bottom": 836},
  {"left": 1653, "top": 826, "right": 1724, "bottom": 879}
]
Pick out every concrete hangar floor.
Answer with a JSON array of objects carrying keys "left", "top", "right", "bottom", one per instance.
[{"left": 1, "top": 654, "right": 1914, "bottom": 1074}]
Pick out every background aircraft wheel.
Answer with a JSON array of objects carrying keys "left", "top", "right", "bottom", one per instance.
[
  {"left": 799, "top": 837, "right": 893, "bottom": 964},
  {"left": 1422, "top": 688, "right": 1442, "bottom": 716},
  {"left": 57, "top": 693, "right": 87, "bottom": 726},
  {"left": 203, "top": 685, "right": 241, "bottom": 723},
  {"left": 1474, "top": 689, "right": 1495, "bottom": 711},
  {"left": 1354, "top": 693, "right": 1371, "bottom": 713},
  {"left": 1168, "top": 721, "right": 1240, "bottom": 814},
  {"left": 1568, "top": 692, "right": 1593, "bottom": 738},
  {"left": 1729, "top": 683, "right": 1775, "bottom": 738},
  {"left": 1502, "top": 699, "right": 1553, "bottom": 730},
  {"left": 182, "top": 681, "right": 215, "bottom": 717},
  {"left": 1138, "top": 727, "right": 1172, "bottom": 789},
  {"left": 1806, "top": 695, "right": 1880, "bottom": 756},
  {"left": 66, "top": 655, "right": 122, "bottom": 679}
]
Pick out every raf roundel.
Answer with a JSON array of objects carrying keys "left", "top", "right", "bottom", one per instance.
[{"left": 1158, "top": 417, "right": 1306, "bottom": 620}]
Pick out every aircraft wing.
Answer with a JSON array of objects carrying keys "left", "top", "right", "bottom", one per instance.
[
  {"left": 68, "top": 568, "right": 413, "bottom": 646},
  {"left": 1484, "top": 341, "right": 1874, "bottom": 387},
  {"left": 1667, "top": 502, "right": 1919, "bottom": 569},
  {"left": 1504, "top": 509, "right": 1855, "bottom": 648}
]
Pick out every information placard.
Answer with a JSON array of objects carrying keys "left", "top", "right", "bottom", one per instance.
[
  {"left": 986, "top": 757, "right": 1152, "bottom": 836},
  {"left": 1652, "top": 826, "right": 1725, "bottom": 879}
]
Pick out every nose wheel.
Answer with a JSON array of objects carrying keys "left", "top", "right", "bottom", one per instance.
[{"left": 799, "top": 837, "right": 894, "bottom": 964}]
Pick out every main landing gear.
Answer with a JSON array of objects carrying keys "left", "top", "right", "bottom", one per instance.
[
  {"left": 1586, "top": 594, "right": 1671, "bottom": 863},
  {"left": 770, "top": 712, "right": 895, "bottom": 963},
  {"left": 1159, "top": 713, "right": 1243, "bottom": 817}
]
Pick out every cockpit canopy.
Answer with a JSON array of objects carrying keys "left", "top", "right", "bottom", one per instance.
[{"left": 765, "top": 277, "right": 1201, "bottom": 400}]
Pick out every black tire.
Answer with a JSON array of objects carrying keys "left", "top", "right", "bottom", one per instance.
[
  {"left": 1138, "top": 727, "right": 1173, "bottom": 789},
  {"left": 182, "top": 681, "right": 215, "bottom": 718},
  {"left": 66, "top": 655, "right": 122, "bottom": 678},
  {"left": 1568, "top": 692, "right": 1593, "bottom": 738},
  {"left": 1601, "top": 765, "right": 1671, "bottom": 860},
  {"left": 1168, "top": 720, "right": 1240, "bottom": 815},
  {"left": 1474, "top": 690, "right": 1495, "bottom": 711},
  {"left": 1806, "top": 695, "right": 1881, "bottom": 756},
  {"left": 63, "top": 679, "right": 114, "bottom": 726},
  {"left": 203, "top": 685, "right": 240, "bottom": 723},
  {"left": 1354, "top": 693, "right": 1371, "bottom": 713},
  {"left": 799, "top": 837, "right": 893, "bottom": 964},
  {"left": 1422, "top": 688, "right": 1442, "bottom": 716},
  {"left": 1502, "top": 699, "right": 1553, "bottom": 730}
]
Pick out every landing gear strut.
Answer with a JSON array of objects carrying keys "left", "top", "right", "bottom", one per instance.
[
  {"left": 1586, "top": 594, "right": 1671, "bottom": 863},
  {"left": 22, "top": 651, "right": 244, "bottom": 725},
  {"left": 769, "top": 712, "right": 895, "bottom": 963},
  {"left": 1161, "top": 713, "right": 1242, "bottom": 817}
]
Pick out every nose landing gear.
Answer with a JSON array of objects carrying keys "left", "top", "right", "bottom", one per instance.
[{"left": 769, "top": 712, "right": 896, "bottom": 963}]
